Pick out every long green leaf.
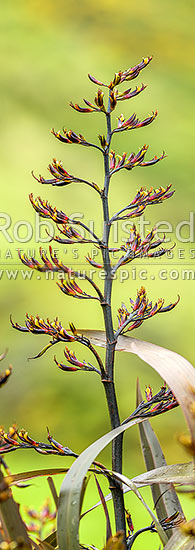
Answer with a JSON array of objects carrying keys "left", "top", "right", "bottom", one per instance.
[
  {"left": 5, "top": 468, "right": 69, "bottom": 485},
  {"left": 82, "top": 331, "right": 195, "bottom": 444},
  {"left": 5, "top": 467, "right": 98, "bottom": 487},
  {"left": 136, "top": 378, "right": 185, "bottom": 537},
  {"left": 0, "top": 470, "right": 31, "bottom": 546},
  {"left": 57, "top": 416, "right": 164, "bottom": 550}
]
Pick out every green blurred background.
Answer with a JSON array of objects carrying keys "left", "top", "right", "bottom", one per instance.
[{"left": 0, "top": 1, "right": 195, "bottom": 547}]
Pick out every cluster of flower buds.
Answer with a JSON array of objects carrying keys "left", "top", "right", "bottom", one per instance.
[
  {"left": 18, "top": 247, "right": 55, "bottom": 273},
  {"left": 71, "top": 84, "right": 147, "bottom": 120},
  {"left": 10, "top": 314, "right": 75, "bottom": 342},
  {"left": 25, "top": 499, "right": 56, "bottom": 538},
  {"left": 57, "top": 279, "right": 99, "bottom": 300},
  {"left": 122, "top": 384, "right": 179, "bottom": 423},
  {"left": 125, "top": 509, "right": 134, "bottom": 535},
  {"left": 113, "top": 225, "right": 173, "bottom": 269},
  {"left": 70, "top": 88, "right": 107, "bottom": 114},
  {"left": 85, "top": 254, "right": 103, "bottom": 269},
  {"left": 130, "top": 184, "right": 173, "bottom": 206},
  {"left": 0, "top": 424, "right": 17, "bottom": 446},
  {"left": 71, "top": 87, "right": 118, "bottom": 115},
  {"left": 32, "top": 158, "right": 100, "bottom": 194},
  {"left": 70, "top": 58, "right": 152, "bottom": 119},
  {"left": 70, "top": 100, "right": 99, "bottom": 114},
  {"left": 109, "top": 146, "right": 165, "bottom": 175},
  {"left": 0, "top": 426, "right": 77, "bottom": 457},
  {"left": 88, "top": 57, "right": 152, "bottom": 89},
  {"left": 117, "top": 304, "right": 130, "bottom": 329},
  {"left": 18, "top": 246, "right": 74, "bottom": 275},
  {"left": 52, "top": 224, "right": 95, "bottom": 245},
  {"left": 95, "top": 89, "right": 106, "bottom": 112},
  {"left": 116, "top": 83, "right": 146, "bottom": 101},
  {"left": 10, "top": 314, "right": 104, "bottom": 369},
  {"left": 29, "top": 194, "right": 69, "bottom": 224},
  {"left": 29, "top": 196, "right": 101, "bottom": 245},
  {"left": 18, "top": 248, "right": 103, "bottom": 303},
  {"left": 10, "top": 314, "right": 77, "bottom": 359},
  {"left": 114, "top": 110, "right": 158, "bottom": 133},
  {"left": 110, "top": 185, "right": 174, "bottom": 223},
  {"left": 117, "top": 287, "right": 180, "bottom": 333},
  {"left": 109, "top": 89, "right": 117, "bottom": 111},
  {"left": 51, "top": 128, "right": 89, "bottom": 146},
  {"left": 54, "top": 347, "right": 100, "bottom": 374},
  {"left": 0, "top": 351, "right": 12, "bottom": 389},
  {"left": 33, "top": 159, "right": 81, "bottom": 186},
  {"left": 98, "top": 134, "right": 108, "bottom": 149}
]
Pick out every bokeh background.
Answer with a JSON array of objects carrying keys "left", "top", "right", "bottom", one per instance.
[{"left": 0, "top": 1, "right": 195, "bottom": 548}]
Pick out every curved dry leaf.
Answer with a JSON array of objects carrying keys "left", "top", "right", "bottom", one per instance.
[
  {"left": 4, "top": 467, "right": 99, "bottom": 486},
  {"left": 82, "top": 331, "right": 195, "bottom": 444},
  {"left": 5, "top": 468, "right": 69, "bottom": 485},
  {"left": 131, "top": 461, "right": 195, "bottom": 487},
  {"left": 163, "top": 528, "right": 195, "bottom": 550}
]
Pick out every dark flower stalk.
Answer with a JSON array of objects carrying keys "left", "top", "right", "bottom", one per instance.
[{"left": 99, "top": 86, "right": 126, "bottom": 535}]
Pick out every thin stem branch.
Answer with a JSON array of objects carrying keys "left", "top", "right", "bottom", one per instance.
[
  {"left": 109, "top": 203, "right": 139, "bottom": 223},
  {"left": 111, "top": 250, "right": 133, "bottom": 275},
  {"left": 115, "top": 311, "right": 139, "bottom": 338},
  {"left": 110, "top": 165, "right": 126, "bottom": 178},
  {"left": 79, "top": 273, "right": 104, "bottom": 302},
  {"left": 86, "top": 141, "right": 104, "bottom": 154},
  {"left": 75, "top": 178, "right": 102, "bottom": 195},
  {"left": 77, "top": 336, "right": 105, "bottom": 377}
]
